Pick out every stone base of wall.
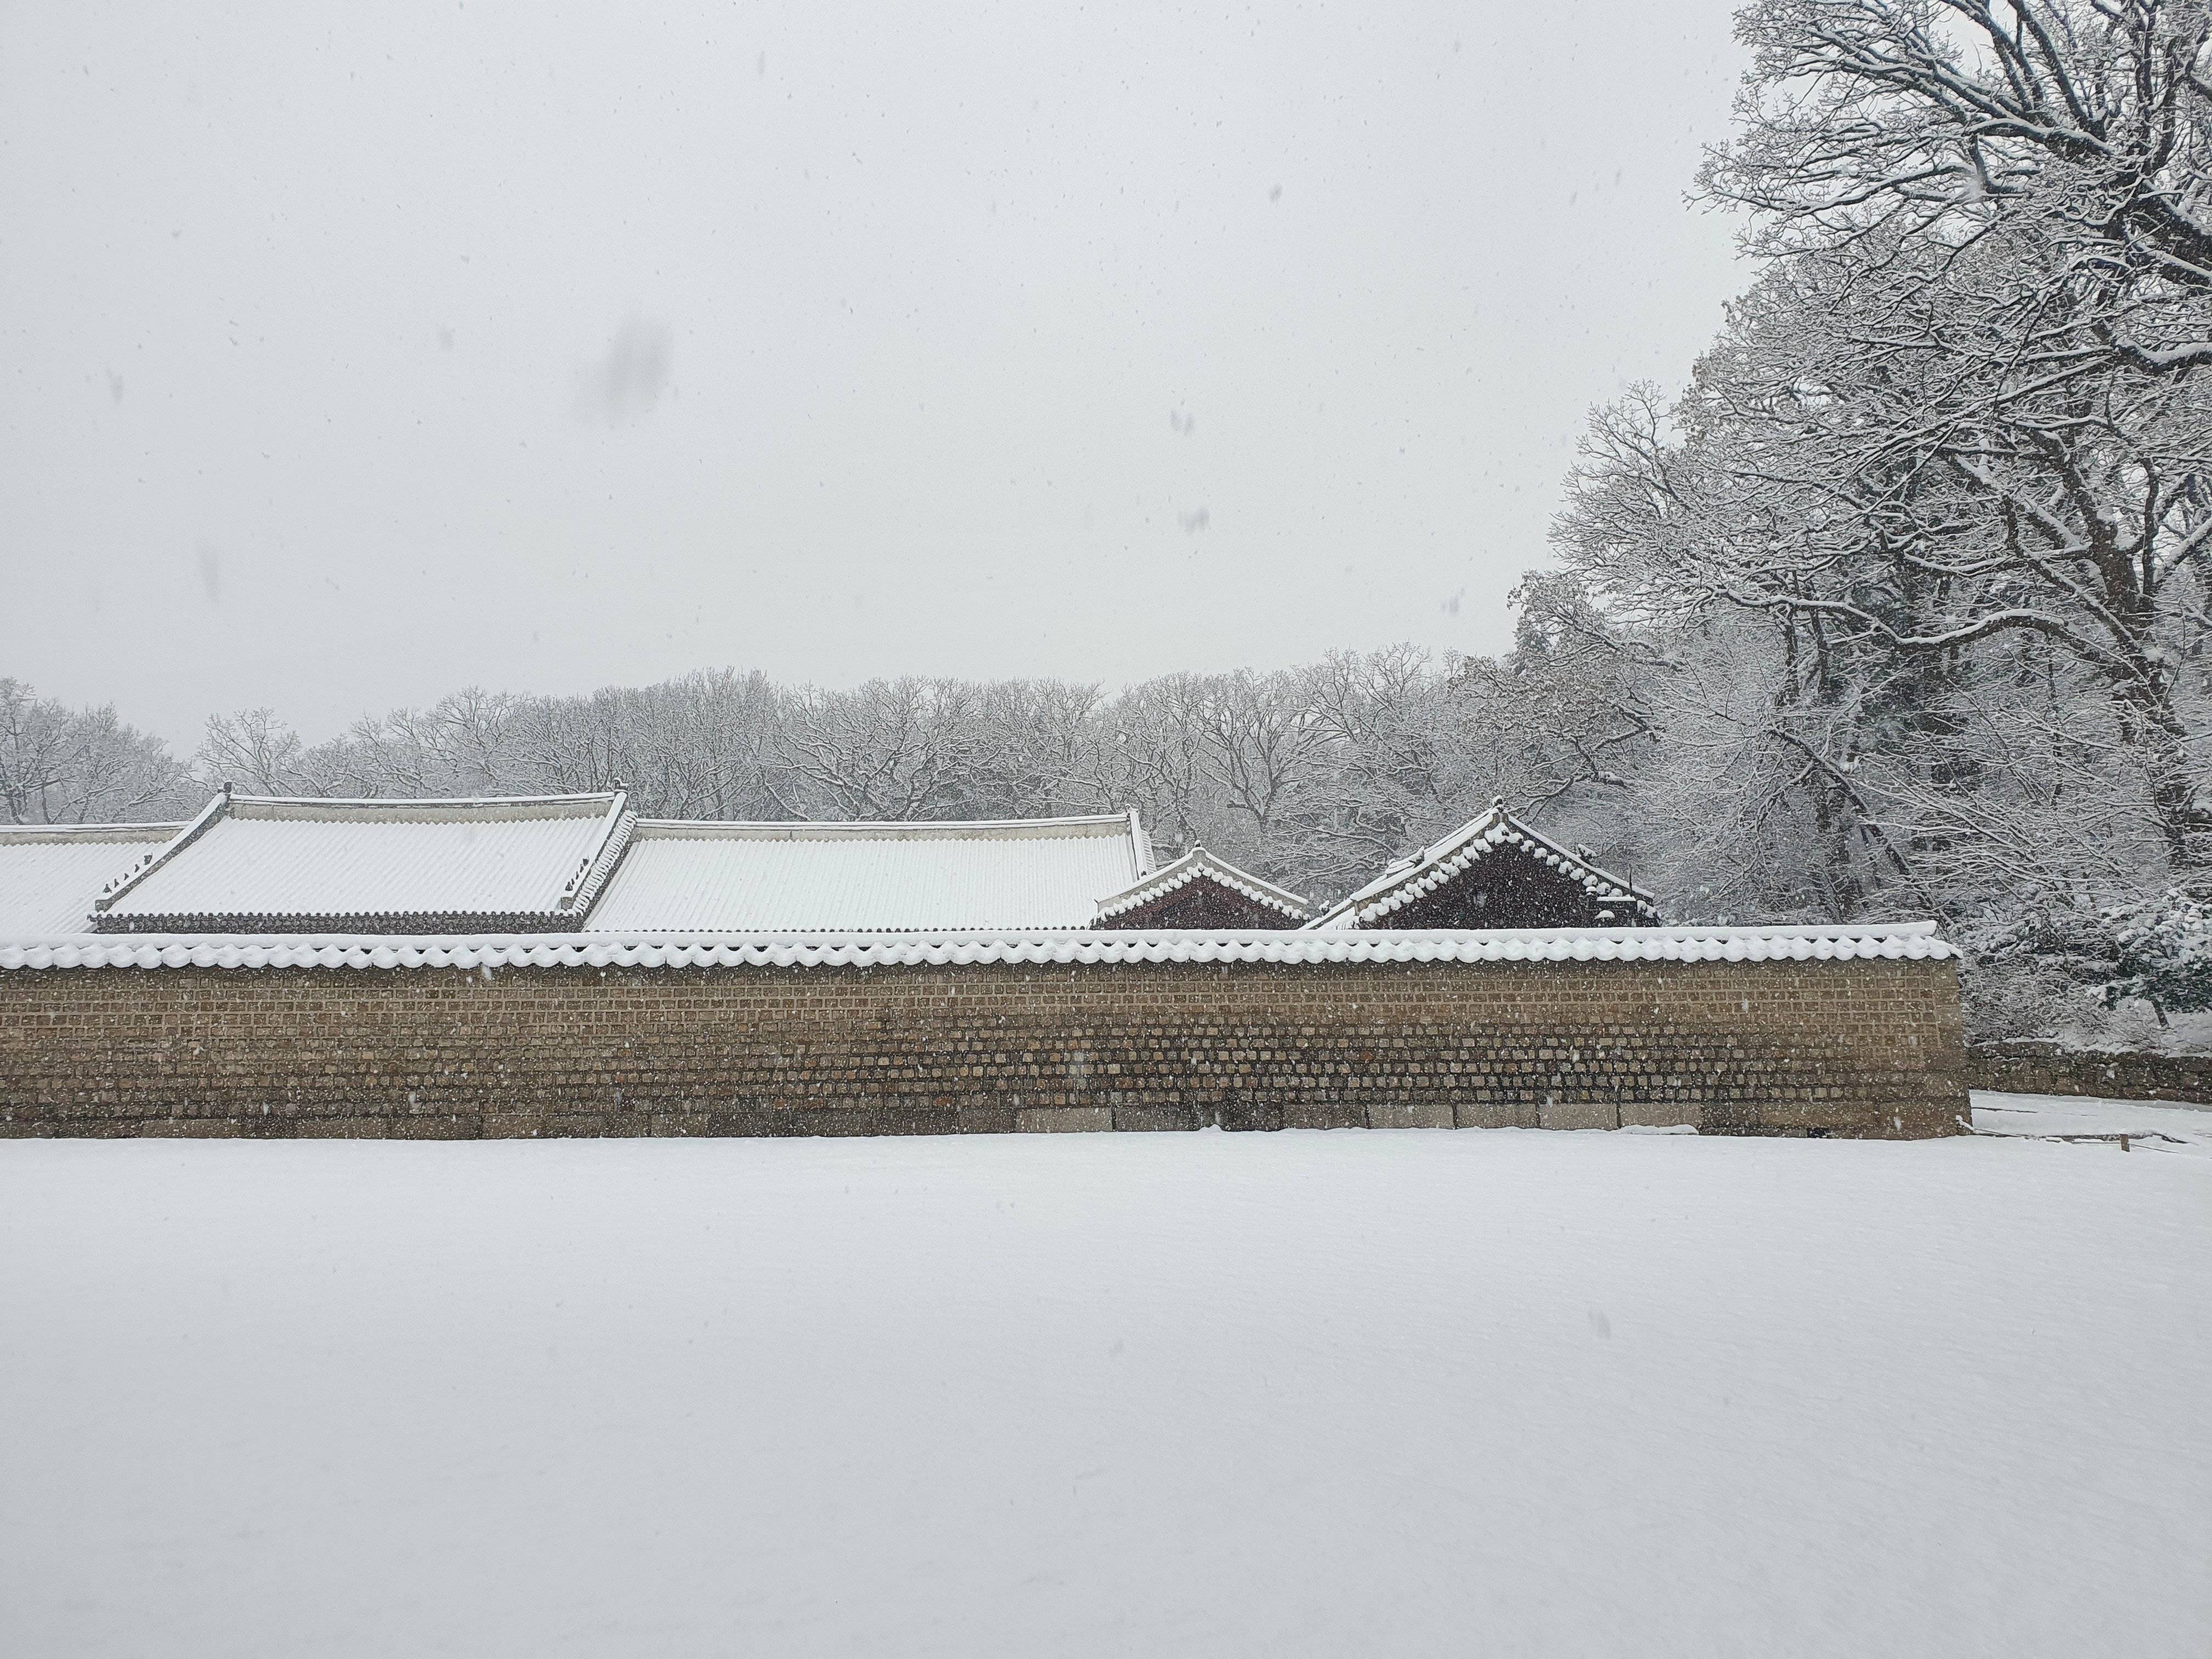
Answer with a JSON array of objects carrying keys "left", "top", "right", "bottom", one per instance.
[
  {"left": 1968, "top": 1041, "right": 2212, "bottom": 1106},
  {"left": 0, "top": 958, "right": 1970, "bottom": 1141}
]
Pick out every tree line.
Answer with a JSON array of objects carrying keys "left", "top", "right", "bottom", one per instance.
[{"left": 0, "top": 642, "right": 1654, "bottom": 916}]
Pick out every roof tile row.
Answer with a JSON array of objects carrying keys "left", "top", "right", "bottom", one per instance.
[{"left": 0, "top": 921, "right": 1954, "bottom": 972}]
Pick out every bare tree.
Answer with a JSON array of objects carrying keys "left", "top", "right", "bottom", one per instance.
[
  {"left": 1560, "top": 220, "right": 2212, "bottom": 849},
  {"left": 1103, "top": 674, "right": 1218, "bottom": 855},
  {"left": 0, "top": 680, "right": 196, "bottom": 823},
  {"left": 1710, "top": 0, "right": 2212, "bottom": 377},
  {"left": 775, "top": 678, "right": 1003, "bottom": 820},
  {"left": 198, "top": 707, "right": 313, "bottom": 795}
]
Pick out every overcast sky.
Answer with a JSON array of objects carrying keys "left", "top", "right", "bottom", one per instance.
[{"left": 2, "top": 1, "right": 1750, "bottom": 749}]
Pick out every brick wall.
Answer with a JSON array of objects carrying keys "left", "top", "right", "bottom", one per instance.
[
  {"left": 1968, "top": 1041, "right": 2212, "bottom": 1105},
  {"left": 0, "top": 957, "right": 1969, "bottom": 1139}
]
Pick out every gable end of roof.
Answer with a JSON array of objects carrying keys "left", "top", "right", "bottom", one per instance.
[
  {"left": 1306, "top": 805, "right": 1660, "bottom": 930},
  {"left": 1094, "top": 847, "right": 1310, "bottom": 923}
]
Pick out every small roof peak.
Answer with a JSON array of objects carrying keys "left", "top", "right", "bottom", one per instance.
[
  {"left": 1305, "top": 801, "right": 1661, "bottom": 929},
  {"left": 1093, "top": 844, "right": 1310, "bottom": 924}
]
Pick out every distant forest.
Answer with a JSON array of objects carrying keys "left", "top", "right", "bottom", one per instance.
[
  {"left": 0, "top": 622, "right": 1652, "bottom": 916},
  {"left": 13, "top": 2, "right": 2212, "bottom": 1047}
]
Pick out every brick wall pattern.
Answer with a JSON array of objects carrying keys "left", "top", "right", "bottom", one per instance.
[
  {"left": 1968, "top": 1041, "right": 2212, "bottom": 1106},
  {"left": 0, "top": 956, "right": 1969, "bottom": 1140}
]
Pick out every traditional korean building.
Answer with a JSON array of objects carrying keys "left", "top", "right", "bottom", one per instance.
[
  {"left": 583, "top": 813, "right": 1150, "bottom": 932},
  {"left": 87, "top": 788, "right": 636, "bottom": 934},
  {"left": 1306, "top": 802, "right": 1657, "bottom": 930},
  {"left": 1, "top": 789, "right": 1645, "bottom": 938},
  {"left": 0, "top": 790, "right": 1978, "bottom": 1144},
  {"left": 0, "top": 788, "right": 1157, "bottom": 935},
  {"left": 1092, "top": 846, "right": 1310, "bottom": 929}
]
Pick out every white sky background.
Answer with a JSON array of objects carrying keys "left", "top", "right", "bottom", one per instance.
[{"left": 0, "top": 1, "right": 1750, "bottom": 750}]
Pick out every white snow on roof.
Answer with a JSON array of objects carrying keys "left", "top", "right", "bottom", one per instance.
[
  {"left": 0, "top": 921, "right": 1957, "bottom": 970},
  {"left": 586, "top": 814, "right": 1147, "bottom": 932},
  {"left": 98, "top": 793, "right": 630, "bottom": 925},
  {"left": 1308, "top": 804, "right": 1659, "bottom": 929},
  {"left": 1094, "top": 847, "right": 1309, "bottom": 922},
  {"left": 0, "top": 823, "right": 181, "bottom": 936}
]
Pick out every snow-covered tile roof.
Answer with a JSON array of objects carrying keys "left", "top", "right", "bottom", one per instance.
[
  {"left": 94, "top": 791, "right": 633, "bottom": 930},
  {"left": 1307, "top": 803, "right": 1660, "bottom": 929},
  {"left": 0, "top": 822, "right": 183, "bottom": 936},
  {"left": 1094, "top": 846, "right": 1310, "bottom": 923},
  {"left": 584, "top": 812, "right": 1148, "bottom": 932},
  {"left": 0, "top": 921, "right": 1957, "bottom": 970}
]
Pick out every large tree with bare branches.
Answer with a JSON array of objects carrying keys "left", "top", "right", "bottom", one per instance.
[{"left": 1710, "top": 0, "right": 2212, "bottom": 376}]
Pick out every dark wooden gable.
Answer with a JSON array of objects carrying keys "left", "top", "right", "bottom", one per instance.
[
  {"left": 1093, "top": 847, "right": 1309, "bottom": 930},
  {"left": 1094, "top": 875, "right": 1297, "bottom": 930},
  {"left": 1376, "top": 837, "right": 1638, "bottom": 929},
  {"left": 1319, "top": 806, "right": 1657, "bottom": 931}
]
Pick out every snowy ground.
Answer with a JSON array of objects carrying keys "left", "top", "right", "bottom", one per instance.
[{"left": 3, "top": 1097, "right": 2207, "bottom": 1658}]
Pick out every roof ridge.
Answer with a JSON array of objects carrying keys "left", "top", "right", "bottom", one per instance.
[
  {"left": 561, "top": 802, "right": 636, "bottom": 919},
  {"left": 0, "top": 821, "right": 183, "bottom": 839},
  {"left": 91, "top": 790, "right": 231, "bottom": 916},
  {"left": 626, "top": 813, "right": 1139, "bottom": 837},
  {"left": 225, "top": 791, "right": 623, "bottom": 809}
]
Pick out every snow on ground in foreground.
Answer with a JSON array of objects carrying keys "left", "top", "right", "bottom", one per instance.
[{"left": 3, "top": 1102, "right": 2207, "bottom": 1659}]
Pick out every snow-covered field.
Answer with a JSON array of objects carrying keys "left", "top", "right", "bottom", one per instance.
[{"left": 3, "top": 1097, "right": 2207, "bottom": 1658}]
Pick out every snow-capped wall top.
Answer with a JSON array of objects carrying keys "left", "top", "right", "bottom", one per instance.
[
  {"left": 1094, "top": 846, "right": 1310, "bottom": 923},
  {"left": 0, "top": 920, "right": 1956, "bottom": 971},
  {"left": 584, "top": 812, "right": 1149, "bottom": 933},
  {"left": 93, "top": 790, "right": 633, "bottom": 930},
  {"left": 0, "top": 822, "right": 183, "bottom": 936}
]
